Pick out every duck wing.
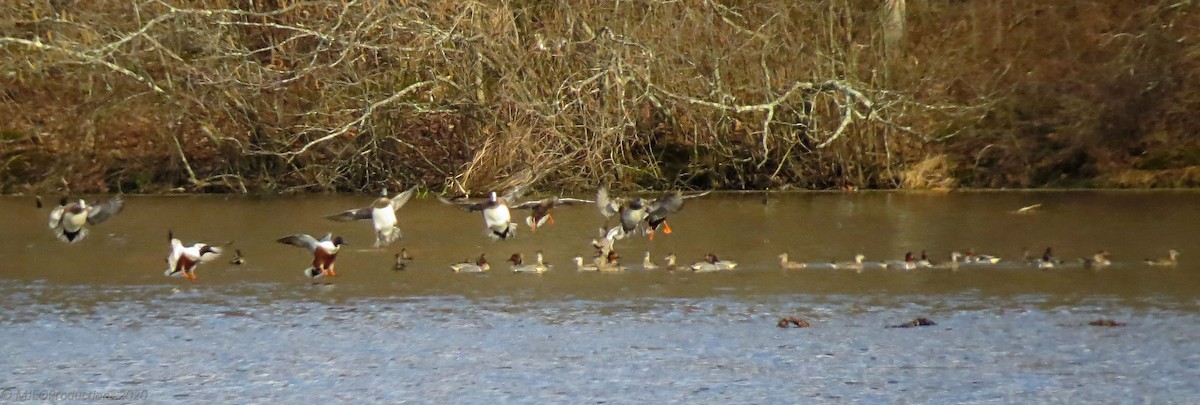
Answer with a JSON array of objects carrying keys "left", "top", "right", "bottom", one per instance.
[
  {"left": 325, "top": 207, "right": 373, "bottom": 222},
  {"left": 501, "top": 185, "right": 526, "bottom": 203},
  {"left": 553, "top": 197, "right": 594, "bottom": 206},
  {"left": 596, "top": 187, "right": 621, "bottom": 217},
  {"left": 276, "top": 234, "right": 320, "bottom": 251},
  {"left": 389, "top": 185, "right": 419, "bottom": 210},
  {"left": 646, "top": 192, "right": 684, "bottom": 221},
  {"left": 436, "top": 194, "right": 487, "bottom": 212},
  {"left": 85, "top": 197, "right": 125, "bottom": 224}
]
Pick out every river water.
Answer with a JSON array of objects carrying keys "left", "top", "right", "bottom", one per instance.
[{"left": 1, "top": 191, "right": 1198, "bottom": 403}]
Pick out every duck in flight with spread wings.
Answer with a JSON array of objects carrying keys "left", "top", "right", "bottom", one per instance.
[
  {"left": 512, "top": 196, "right": 594, "bottom": 232},
  {"left": 324, "top": 186, "right": 418, "bottom": 248},
  {"left": 436, "top": 187, "right": 525, "bottom": 240},
  {"left": 596, "top": 187, "right": 711, "bottom": 240},
  {"left": 277, "top": 233, "right": 347, "bottom": 278},
  {"left": 47, "top": 196, "right": 125, "bottom": 243}
]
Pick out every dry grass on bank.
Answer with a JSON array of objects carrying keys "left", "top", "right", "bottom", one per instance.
[{"left": 0, "top": 1, "right": 1197, "bottom": 194}]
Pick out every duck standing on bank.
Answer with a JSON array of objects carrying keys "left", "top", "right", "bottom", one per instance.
[
  {"left": 164, "top": 231, "right": 222, "bottom": 281},
  {"left": 437, "top": 187, "right": 525, "bottom": 240},
  {"left": 47, "top": 196, "right": 125, "bottom": 243},
  {"left": 325, "top": 186, "right": 418, "bottom": 248},
  {"left": 277, "top": 233, "right": 346, "bottom": 278}
]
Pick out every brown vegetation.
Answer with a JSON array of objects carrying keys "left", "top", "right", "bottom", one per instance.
[{"left": 1, "top": 1, "right": 1197, "bottom": 194}]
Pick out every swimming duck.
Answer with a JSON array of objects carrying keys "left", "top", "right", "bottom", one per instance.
[
  {"left": 164, "top": 231, "right": 222, "bottom": 281},
  {"left": 535, "top": 251, "right": 552, "bottom": 270},
  {"left": 948, "top": 251, "right": 963, "bottom": 271},
  {"left": 915, "top": 250, "right": 934, "bottom": 268},
  {"left": 277, "top": 233, "right": 346, "bottom": 277},
  {"left": 509, "top": 252, "right": 548, "bottom": 274},
  {"left": 833, "top": 254, "right": 866, "bottom": 272},
  {"left": 964, "top": 249, "right": 1001, "bottom": 264},
  {"left": 1034, "top": 247, "right": 1056, "bottom": 269},
  {"left": 883, "top": 252, "right": 917, "bottom": 270},
  {"left": 596, "top": 187, "right": 711, "bottom": 240},
  {"left": 642, "top": 251, "right": 660, "bottom": 270},
  {"left": 325, "top": 186, "right": 418, "bottom": 248},
  {"left": 598, "top": 250, "right": 627, "bottom": 272},
  {"left": 1145, "top": 249, "right": 1180, "bottom": 267},
  {"left": 664, "top": 254, "right": 683, "bottom": 271},
  {"left": 47, "top": 196, "right": 125, "bottom": 243},
  {"left": 1080, "top": 250, "right": 1111, "bottom": 269},
  {"left": 437, "top": 187, "right": 525, "bottom": 240},
  {"left": 450, "top": 254, "right": 489, "bottom": 273},
  {"left": 394, "top": 248, "right": 414, "bottom": 271},
  {"left": 572, "top": 256, "right": 600, "bottom": 272},
  {"left": 512, "top": 196, "right": 594, "bottom": 232},
  {"left": 778, "top": 253, "right": 806, "bottom": 270},
  {"left": 230, "top": 249, "right": 246, "bottom": 265},
  {"left": 691, "top": 253, "right": 738, "bottom": 272}
]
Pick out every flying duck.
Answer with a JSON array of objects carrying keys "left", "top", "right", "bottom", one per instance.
[
  {"left": 277, "top": 233, "right": 346, "bottom": 278},
  {"left": 47, "top": 196, "right": 125, "bottom": 243},
  {"left": 325, "top": 186, "right": 418, "bottom": 248},
  {"left": 596, "top": 187, "right": 710, "bottom": 240},
  {"left": 437, "top": 187, "right": 525, "bottom": 240},
  {"left": 164, "top": 231, "right": 222, "bottom": 281},
  {"left": 511, "top": 196, "right": 594, "bottom": 232},
  {"left": 450, "top": 254, "right": 489, "bottom": 273}
]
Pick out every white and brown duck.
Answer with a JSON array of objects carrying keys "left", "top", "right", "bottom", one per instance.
[
  {"left": 164, "top": 231, "right": 222, "bottom": 281},
  {"left": 277, "top": 233, "right": 347, "bottom": 278}
]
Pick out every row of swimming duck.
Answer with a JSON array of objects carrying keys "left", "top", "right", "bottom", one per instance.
[
  {"left": 774, "top": 248, "right": 1181, "bottom": 272},
  {"left": 445, "top": 250, "right": 739, "bottom": 274},
  {"left": 38, "top": 185, "right": 712, "bottom": 280}
]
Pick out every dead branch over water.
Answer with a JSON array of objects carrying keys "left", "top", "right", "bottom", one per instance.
[{"left": 1, "top": 1, "right": 1196, "bottom": 193}]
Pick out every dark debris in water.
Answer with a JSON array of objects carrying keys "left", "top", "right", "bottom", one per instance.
[
  {"left": 888, "top": 317, "right": 937, "bottom": 328},
  {"left": 1088, "top": 319, "right": 1127, "bottom": 327},
  {"left": 777, "top": 316, "right": 810, "bottom": 328}
]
